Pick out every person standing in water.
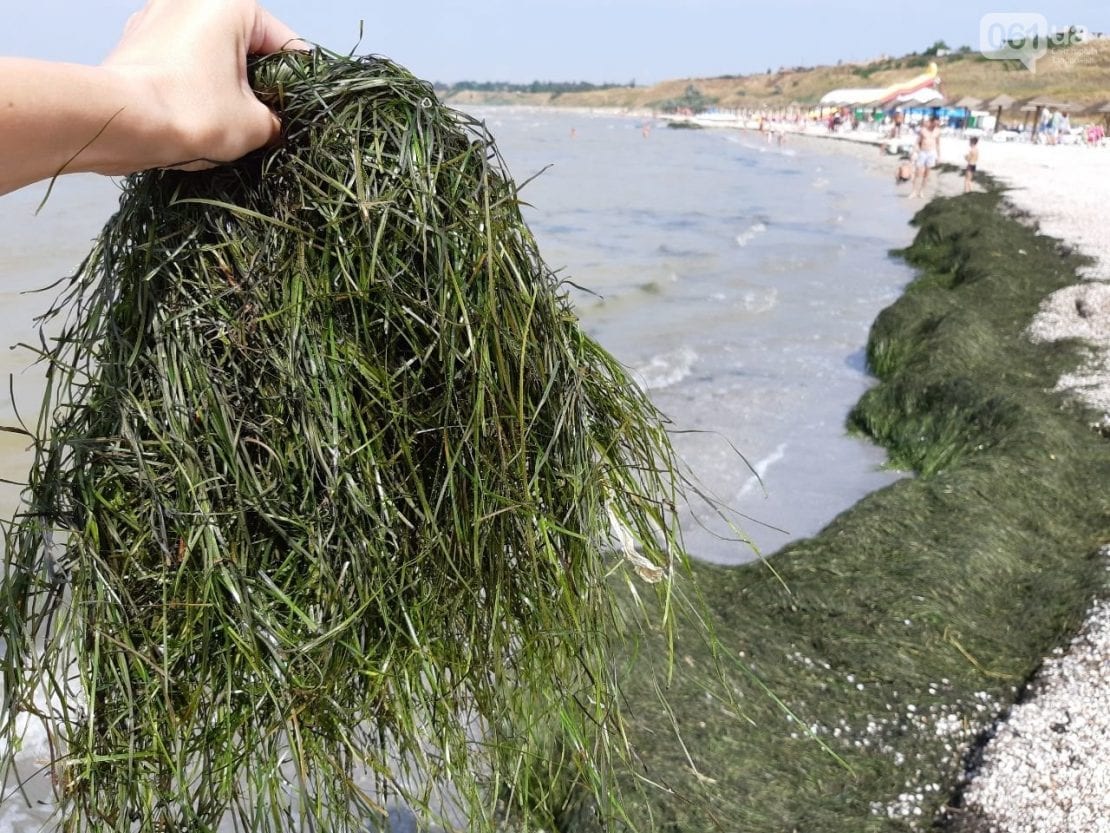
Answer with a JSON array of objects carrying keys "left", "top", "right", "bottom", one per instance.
[{"left": 911, "top": 115, "right": 942, "bottom": 199}]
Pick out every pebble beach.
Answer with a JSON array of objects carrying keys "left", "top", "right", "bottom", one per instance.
[
  {"left": 937, "top": 135, "right": 1110, "bottom": 833},
  {"left": 826, "top": 128, "right": 1110, "bottom": 833}
]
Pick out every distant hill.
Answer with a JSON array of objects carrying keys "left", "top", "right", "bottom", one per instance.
[{"left": 442, "top": 39, "right": 1110, "bottom": 113}]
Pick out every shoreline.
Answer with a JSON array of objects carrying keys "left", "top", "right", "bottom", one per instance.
[
  {"left": 554, "top": 109, "right": 1110, "bottom": 831},
  {"left": 709, "top": 118, "right": 1110, "bottom": 833},
  {"left": 618, "top": 183, "right": 1110, "bottom": 833}
]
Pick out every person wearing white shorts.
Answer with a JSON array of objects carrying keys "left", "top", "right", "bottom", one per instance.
[{"left": 911, "top": 116, "right": 942, "bottom": 198}]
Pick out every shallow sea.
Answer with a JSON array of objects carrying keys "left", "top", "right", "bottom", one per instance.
[
  {"left": 0, "top": 107, "right": 921, "bottom": 827},
  {"left": 473, "top": 107, "right": 917, "bottom": 559}
]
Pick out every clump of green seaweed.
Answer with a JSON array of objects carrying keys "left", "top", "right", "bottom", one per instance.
[{"left": 0, "top": 51, "right": 702, "bottom": 832}]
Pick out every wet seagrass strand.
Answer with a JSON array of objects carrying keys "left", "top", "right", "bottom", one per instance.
[{"left": 0, "top": 50, "right": 693, "bottom": 831}]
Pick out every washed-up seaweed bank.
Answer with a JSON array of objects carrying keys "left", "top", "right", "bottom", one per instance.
[{"left": 577, "top": 189, "right": 1110, "bottom": 832}]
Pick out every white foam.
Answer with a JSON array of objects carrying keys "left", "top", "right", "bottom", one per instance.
[
  {"left": 735, "top": 221, "right": 768, "bottom": 247},
  {"left": 736, "top": 442, "right": 788, "bottom": 499},
  {"left": 0, "top": 689, "right": 64, "bottom": 830},
  {"left": 741, "top": 288, "right": 778, "bottom": 314},
  {"left": 632, "top": 347, "right": 698, "bottom": 390}
]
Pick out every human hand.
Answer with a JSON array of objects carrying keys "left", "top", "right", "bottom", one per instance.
[{"left": 100, "top": 0, "right": 305, "bottom": 172}]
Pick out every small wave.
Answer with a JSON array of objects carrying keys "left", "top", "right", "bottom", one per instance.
[
  {"left": 741, "top": 288, "right": 778, "bottom": 314},
  {"left": 760, "top": 253, "right": 821, "bottom": 274},
  {"left": 812, "top": 177, "right": 831, "bottom": 190},
  {"left": 632, "top": 346, "right": 698, "bottom": 391},
  {"left": 735, "top": 221, "right": 768, "bottom": 248},
  {"left": 736, "top": 442, "right": 788, "bottom": 499},
  {"left": 657, "top": 244, "right": 702, "bottom": 257}
]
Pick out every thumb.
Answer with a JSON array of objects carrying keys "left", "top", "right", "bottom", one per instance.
[
  {"left": 240, "top": 94, "right": 283, "bottom": 155},
  {"left": 250, "top": 8, "right": 306, "bottom": 55}
]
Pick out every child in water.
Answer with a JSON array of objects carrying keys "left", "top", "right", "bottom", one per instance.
[{"left": 964, "top": 137, "right": 980, "bottom": 193}]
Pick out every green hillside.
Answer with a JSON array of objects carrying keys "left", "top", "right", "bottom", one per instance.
[{"left": 443, "top": 38, "right": 1110, "bottom": 114}]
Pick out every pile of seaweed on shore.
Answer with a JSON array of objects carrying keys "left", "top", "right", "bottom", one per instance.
[
  {"left": 0, "top": 51, "right": 718, "bottom": 832},
  {"left": 583, "top": 189, "right": 1110, "bottom": 832}
]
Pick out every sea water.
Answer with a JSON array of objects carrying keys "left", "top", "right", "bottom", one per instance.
[
  {"left": 474, "top": 107, "right": 916, "bottom": 560},
  {"left": 0, "top": 108, "right": 920, "bottom": 828}
]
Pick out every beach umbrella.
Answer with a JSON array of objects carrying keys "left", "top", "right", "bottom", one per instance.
[
  {"left": 1019, "top": 98, "right": 1052, "bottom": 133},
  {"left": 985, "top": 94, "right": 1016, "bottom": 132},
  {"left": 953, "top": 96, "right": 982, "bottom": 128},
  {"left": 1025, "top": 96, "right": 1065, "bottom": 108},
  {"left": 1098, "top": 101, "right": 1110, "bottom": 129},
  {"left": 985, "top": 94, "right": 1016, "bottom": 109},
  {"left": 1025, "top": 96, "right": 1065, "bottom": 122}
]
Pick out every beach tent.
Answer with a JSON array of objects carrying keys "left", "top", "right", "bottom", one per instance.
[
  {"left": 858, "top": 88, "right": 945, "bottom": 110},
  {"left": 820, "top": 88, "right": 892, "bottom": 106},
  {"left": 884, "top": 88, "right": 945, "bottom": 108}
]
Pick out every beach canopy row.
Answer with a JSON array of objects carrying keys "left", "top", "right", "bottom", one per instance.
[{"left": 818, "top": 90, "right": 1100, "bottom": 116}]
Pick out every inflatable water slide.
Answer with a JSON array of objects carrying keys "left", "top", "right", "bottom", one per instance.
[{"left": 820, "top": 62, "right": 941, "bottom": 107}]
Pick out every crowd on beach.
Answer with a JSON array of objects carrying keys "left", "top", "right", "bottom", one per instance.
[
  {"left": 677, "top": 103, "right": 1110, "bottom": 149},
  {"left": 666, "top": 102, "right": 1110, "bottom": 210}
]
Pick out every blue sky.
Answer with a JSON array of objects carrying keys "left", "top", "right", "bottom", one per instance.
[{"left": 6, "top": 1, "right": 1108, "bottom": 84}]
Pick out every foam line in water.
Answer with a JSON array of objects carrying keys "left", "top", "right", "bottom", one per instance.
[
  {"left": 735, "top": 221, "right": 768, "bottom": 247},
  {"left": 632, "top": 346, "right": 698, "bottom": 390},
  {"left": 736, "top": 442, "right": 788, "bottom": 499}
]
